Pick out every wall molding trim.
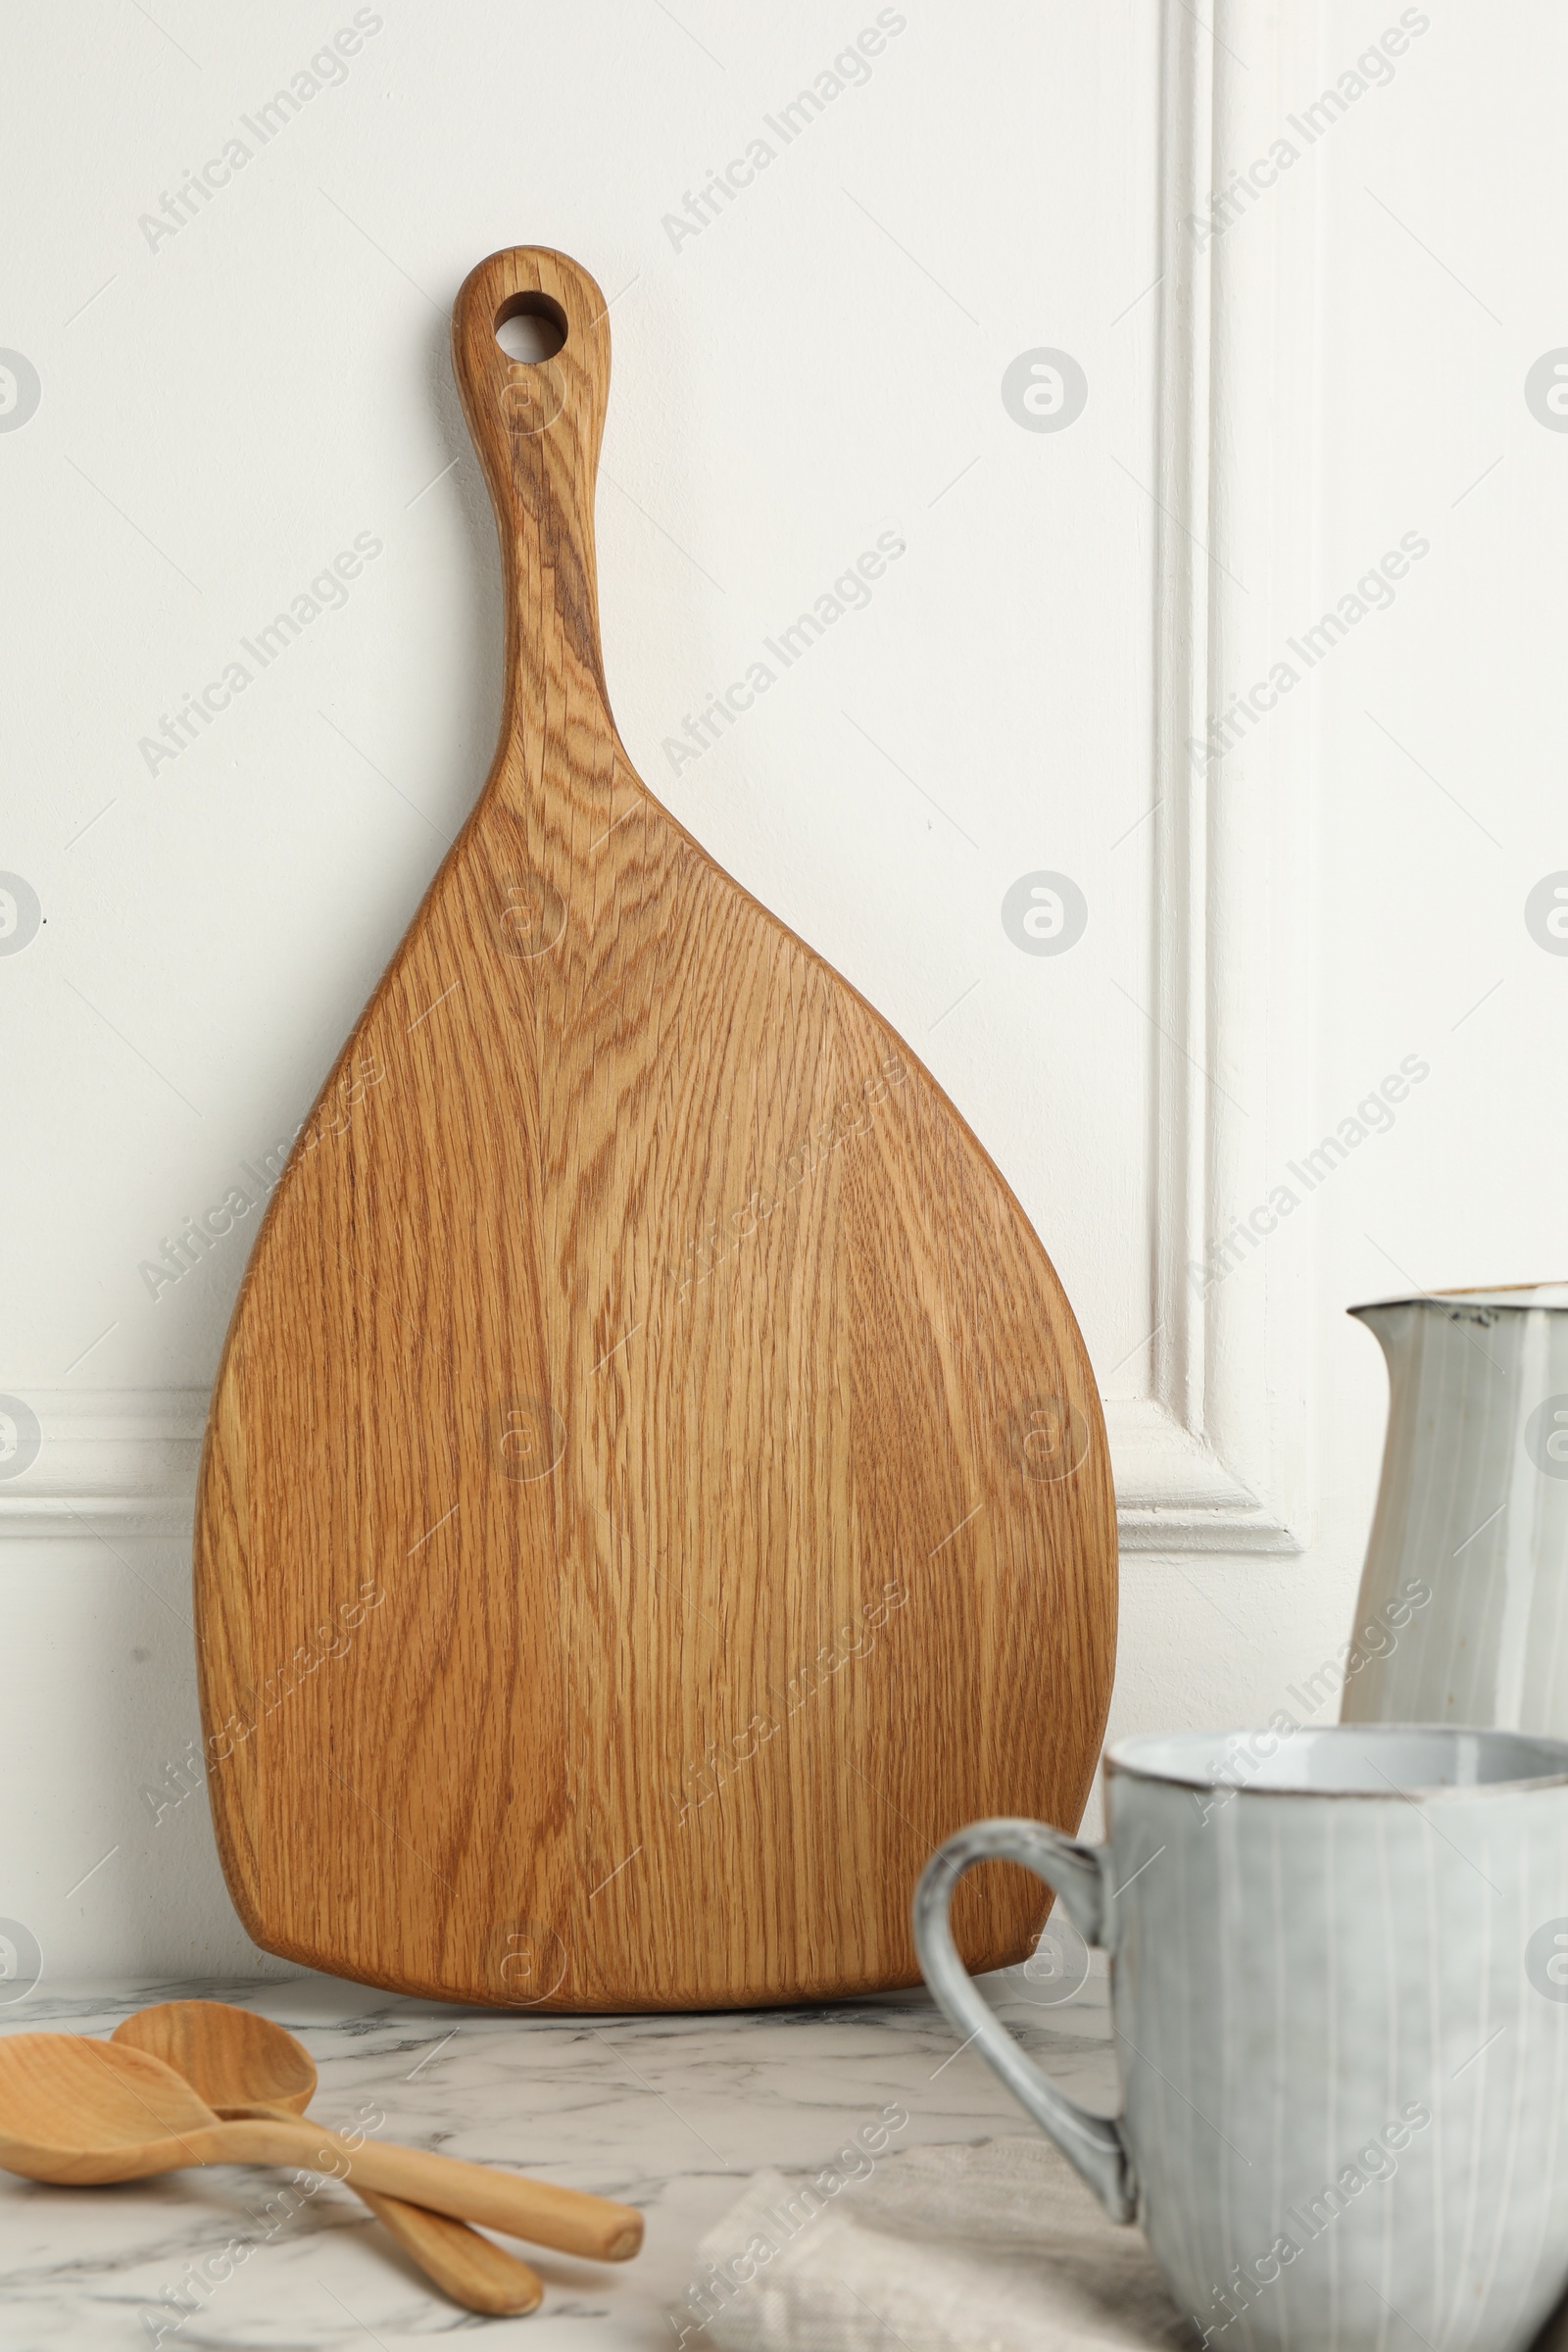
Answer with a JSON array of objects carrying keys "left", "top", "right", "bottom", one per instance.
[
  {"left": 0, "top": 1391, "right": 204, "bottom": 1540},
  {"left": 2, "top": 1384, "right": 1305, "bottom": 1552},
  {"left": 1108, "top": 0, "right": 1319, "bottom": 1552}
]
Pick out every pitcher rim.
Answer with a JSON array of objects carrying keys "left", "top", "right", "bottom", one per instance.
[{"left": 1348, "top": 1280, "right": 1568, "bottom": 1318}]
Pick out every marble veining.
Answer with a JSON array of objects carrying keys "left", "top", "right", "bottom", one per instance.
[{"left": 0, "top": 1962, "right": 1116, "bottom": 2349}]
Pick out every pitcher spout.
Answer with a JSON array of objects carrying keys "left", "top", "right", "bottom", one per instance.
[{"left": 1347, "top": 1295, "right": 1420, "bottom": 1372}]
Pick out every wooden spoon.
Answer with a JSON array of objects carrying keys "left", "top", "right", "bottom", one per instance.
[
  {"left": 0, "top": 2034, "right": 642, "bottom": 2264},
  {"left": 111, "top": 2000, "right": 543, "bottom": 2315}
]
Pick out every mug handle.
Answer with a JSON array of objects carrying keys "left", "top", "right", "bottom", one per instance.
[{"left": 912, "top": 1816, "right": 1138, "bottom": 2223}]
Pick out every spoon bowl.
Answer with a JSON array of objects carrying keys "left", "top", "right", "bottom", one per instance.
[
  {"left": 0, "top": 2034, "right": 241, "bottom": 2183},
  {"left": 113, "top": 2000, "right": 315, "bottom": 2114}
]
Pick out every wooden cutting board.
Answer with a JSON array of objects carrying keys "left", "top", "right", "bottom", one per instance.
[{"left": 194, "top": 246, "right": 1117, "bottom": 2012}]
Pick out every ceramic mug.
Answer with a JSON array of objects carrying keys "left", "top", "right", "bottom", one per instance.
[{"left": 913, "top": 1725, "right": 1568, "bottom": 2352}]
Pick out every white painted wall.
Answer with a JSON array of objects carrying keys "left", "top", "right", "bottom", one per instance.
[
  {"left": 1109, "top": 0, "right": 1568, "bottom": 1791},
  {"left": 0, "top": 0, "right": 1559, "bottom": 1983}
]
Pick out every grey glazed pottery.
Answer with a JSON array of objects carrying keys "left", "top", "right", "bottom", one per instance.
[
  {"left": 913, "top": 1724, "right": 1568, "bottom": 2352},
  {"left": 1343, "top": 1283, "right": 1568, "bottom": 1732}
]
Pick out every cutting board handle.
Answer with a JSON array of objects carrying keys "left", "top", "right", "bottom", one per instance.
[{"left": 451, "top": 245, "right": 615, "bottom": 726}]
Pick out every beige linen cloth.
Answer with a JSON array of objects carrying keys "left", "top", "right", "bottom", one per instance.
[{"left": 688, "top": 2135, "right": 1193, "bottom": 2352}]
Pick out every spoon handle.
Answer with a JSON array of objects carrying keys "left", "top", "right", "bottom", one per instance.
[
  {"left": 213, "top": 2113, "right": 643, "bottom": 2258},
  {"left": 356, "top": 2184, "right": 545, "bottom": 2313},
  {"left": 220, "top": 2103, "right": 543, "bottom": 2313}
]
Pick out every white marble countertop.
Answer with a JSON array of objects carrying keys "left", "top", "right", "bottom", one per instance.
[{"left": 0, "top": 1959, "right": 1118, "bottom": 2350}]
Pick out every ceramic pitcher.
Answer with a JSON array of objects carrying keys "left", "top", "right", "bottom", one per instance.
[{"left": 1342, "top": 1283, "right": 1568, "bottom": 1733}]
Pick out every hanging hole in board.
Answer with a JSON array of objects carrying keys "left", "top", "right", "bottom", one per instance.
[{"left": 495, "top": 292, "right": 567, "bottom": 365}]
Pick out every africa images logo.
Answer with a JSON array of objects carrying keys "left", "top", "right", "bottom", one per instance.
[
  {"left": 0, "top": 1921, "right": 42, "bottom": 2004},
  {"left": 1525, "top": 1396, "right": 1568, "bottom": 1481},
  {"left": 0, "top": 352, "right": 41, "bottom": 432},
  {"left": 1527, "top": 1919, "right": 1568, "bottom": 2000},
  {"left": 0, "top": 874, "right": 43, "bottom": 955},
  {"left": 1001, "top": 350, "right": 1088, "bottom": 434},
  {"left": 1002, "top": 872, "right": 1088, "bottom": 956},
  {"left": 1525, "top": 352, "right": 1568, "bottom": 431}
]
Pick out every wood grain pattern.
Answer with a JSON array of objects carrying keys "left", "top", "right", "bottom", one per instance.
[{"left": 193, "top": 245, "right": 1118, "bottom": 2012}]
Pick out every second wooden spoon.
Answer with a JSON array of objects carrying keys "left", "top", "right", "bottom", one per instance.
[{"left": 112, "top": 2000, "right": 542, "bottom": 2316}]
